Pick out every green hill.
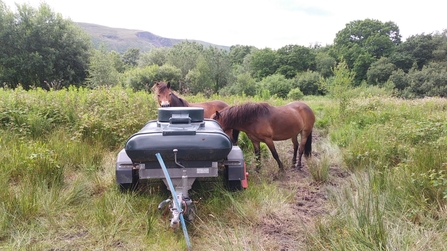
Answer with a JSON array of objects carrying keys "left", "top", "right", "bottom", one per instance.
[{"left": 77, "top": 22, "right": 230, "bottom": 53}]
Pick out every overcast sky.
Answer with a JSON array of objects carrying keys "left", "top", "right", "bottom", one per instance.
[{"left": 3, "top": 0, "right": 446, "bottom": 49}]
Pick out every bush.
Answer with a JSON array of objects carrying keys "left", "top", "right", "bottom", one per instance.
[
  {"left": 257, "top": 74, "right": 293, "bottom": 99},
  {"left": 293, "top": 70, "right": 322, "bottom": 95},
  {"left": 287, "top": 88, "right": 304, "bottom": 100}
]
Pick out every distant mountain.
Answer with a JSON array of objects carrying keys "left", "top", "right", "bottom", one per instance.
[{"left": 76, "top": 22, "right": 230, "bottom": 53}]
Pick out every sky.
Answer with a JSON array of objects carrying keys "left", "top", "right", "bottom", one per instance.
[{"left": 2, "top": 0, "right": 446, "bottom": 49}]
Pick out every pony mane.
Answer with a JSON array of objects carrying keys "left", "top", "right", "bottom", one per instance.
[{"left": 220, "top": 102, "right": 272, "bottom": 128}]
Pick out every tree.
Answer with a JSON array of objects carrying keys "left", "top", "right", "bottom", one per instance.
[
  {"left": 122, "top": 65, "right": 160, "bottom": 91},
  {"left": 249, "top": 48, "right": 278, "bottom": 80},
  {"left": 185, "top": 55, "right": 213, "bottom": 95},
  {"left": 87, "top": 45, "right": 120, "bottom": 87},
  {"left": 157, "top": 64, "right": 182, "bottom": 89},
  {"left": 229, "top": 45, "right": 255, "bottom": 65},
  {"left": 204, "top": 46, "right": 233, "bottom": 92},
  {"left": 0, "top": 3, "right": 91, "bottom": 89},
  {"left": 389, "top": 68, "right": 410, "bottom": 92},
  {"left": 320, "top": 60, "right": 355, "bottom": 116},
  {"left": 315, "top": 52, "right": 336, "bottom": 78},
  {"left": 257, "top": 74, "right": 293, "bottom": 98},
  {"left": 333, "top": 19, "right": 401, "bottom": 84},
  {"left": 334, "top": 19, "right": 401, "bottom": 49},
  {"left": 166, "top": 41, "right": 204, "bottom": 79},
  {"left": 138, "top": 47, "right": 168, "bottom": 67},
  {"left": 403, "top": 62, "right": 447, "bottom": 98},
  {"left": 366, "top": 57, "right": 396, "bottom": 85},
  {"left": 121, "top": 48, "right": 140, "bottom": 68},
  {"left": 293, "top": 70, "right": 322, "bottom": 95},
  {"left": 275, "top": 45, "right": 316, "bottom": 79},
  {"left": 390, "top": 33, "right": 438, "bottom": 72},
  {"left": 219, "top": 72, "right": 256, "bottom": 97}
]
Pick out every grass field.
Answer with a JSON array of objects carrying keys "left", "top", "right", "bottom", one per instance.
[{"left": 0, "top": 86, "right": 446, "bottom": 250}]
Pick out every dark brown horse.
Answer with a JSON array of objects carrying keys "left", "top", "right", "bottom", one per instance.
[
  {"left": 212, "top": 101, "right": 315, "bottom": 170},
  {"left": 152, "top": 81, "right": 228, "bottom": 118}
]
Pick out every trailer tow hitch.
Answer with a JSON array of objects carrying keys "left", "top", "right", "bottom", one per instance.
[{"left": 156, "top": 152, "right": 192, "bottom": 250}]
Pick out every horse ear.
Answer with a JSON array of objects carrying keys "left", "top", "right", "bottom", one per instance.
[
  {"left": 215, "top": 111, "right": 220, "bottom": 119},
  {"left": 167, "top": 82, "right": 171, "bottom": 89}
]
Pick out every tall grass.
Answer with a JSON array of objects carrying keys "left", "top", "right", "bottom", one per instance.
[
  {"left": 1, "top": 86, "right": 447, "bottom": 250},
  {"left": 307, "top": 96, "right": 447, "bottom": 250}
]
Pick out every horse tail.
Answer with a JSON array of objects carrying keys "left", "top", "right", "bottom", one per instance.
[
  {"left": 304, "top": 131, "right": 312, "bottom": 157},
  {"left": 232, "top": 129, "right": 240, "bottom": 145}
]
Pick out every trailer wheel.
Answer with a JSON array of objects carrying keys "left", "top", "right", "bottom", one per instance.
[
  {"left": 226, "top": 162, "right": 248, "bottom": 191},
  {"left": 227, "top": 180, "right": 243, "bottom": 191},
  {"left": 118, "top": 169, "right": 139, "bottom": 192},
  {"left": 184, "top": 204, "right": 197, "bottom": 223}
]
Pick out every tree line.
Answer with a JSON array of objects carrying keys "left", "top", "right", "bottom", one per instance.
[{"left": 1, "top": 1, "right": 447, "bottom": 98}]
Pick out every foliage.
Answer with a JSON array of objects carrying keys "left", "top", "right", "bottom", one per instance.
[
  {"left": 219, "top": 72, "right": 257, "bottom": 97},
  {"left": 366, "top": 57, "right": 396, "bottom": 85},
  {"left": 333, "top": 19, "right": 401, "bottom": 84},
  {"left": 275, "top": 44, "right": 316, "bottom": 79},
  {"left": 249, "top": 48, "right": 278, "bottom": 80},
  {"left": 287, "top": 88, "right": 304, "bottom": 100},
  {"left": 229, "top": 45, "right": 256, "bottom": 65},
  {"left": 121, "top": 65, "right": 160, "bottom": 91},
  {"left": 138, "top": 47, "right": 168, "bottom": 67},
  {"left": 334, "top": 18, "right": 401, "bottom": 54},
  {"left": 390, "top": 62, "right": 447, "bottom": 98},
  {"left": 166, "top": 41, "right": 204, "bottom": 78},
  {"left": 257, "top": 74, "right": 293, "bottom": 99},
  {"left": 320, "top": 60, "right": 355, "bottom": 116},
  {"left": 185, "top": 55, "right": 214, "bottom": 95},
  {"left": 315, "top": 52, "right": 336, "bottom": 78},
  {"left": 0, "top": 2, "right": 91, "bottom": 89},
  {"left": 308, "top": 97, "right": 447, "bottom": 251},
  {"left": 391, "top": 33, "right": 439, "bottom": 71},
  {"left": 87, "top": 45, "right": 120, "bottom": 87},
  {"left": 203, "top": 46, "right": 233, "bottom": 92},
  {"left": 1, "top": 86, "right": 447, "bottom": 250},
  {"left": 2, "top": 4, "right": 446, "bottom": 101},
  {"left": 293, "top": 70, "right": 322, "bottom": 95},
  {"left": 121, "top": 48, "right": 140, "bottom": 68}
]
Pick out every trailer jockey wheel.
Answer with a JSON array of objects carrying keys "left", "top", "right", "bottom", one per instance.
[{"left": 183, "top": 200, "right": 196, "bottom": 223}]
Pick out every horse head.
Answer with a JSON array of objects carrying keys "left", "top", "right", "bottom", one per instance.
[{"left": 153, "top": 81, "right": 172, "bottom": 107}]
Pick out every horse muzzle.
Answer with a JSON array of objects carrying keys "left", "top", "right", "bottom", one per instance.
[{"left": 160, "top": 101, "right": 170, "bottom": 107}]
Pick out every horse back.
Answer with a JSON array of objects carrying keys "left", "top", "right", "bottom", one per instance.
[
  {"left": 284, "top": 101, "right": 315, "bottom": 127},
  {"left": 268, "top": 102, "right": 315, "bottom": 131},
  {"left": 190, "top": 100, "right": 228, "bottom": 118}
]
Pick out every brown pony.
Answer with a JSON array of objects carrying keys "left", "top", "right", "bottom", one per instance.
[
  {"left": 152, "top": 81, "right": 228, "bottom": 118},
  {"left": 212, "top": 101, "right": 315, "bottom": 170}
]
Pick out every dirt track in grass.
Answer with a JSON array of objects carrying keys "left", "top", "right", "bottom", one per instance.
[{"left": 253, "top": 130, "right": 350, "bottom": 250}]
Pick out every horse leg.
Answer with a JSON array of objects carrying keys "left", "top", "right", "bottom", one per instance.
[
  {"left": 252, "top": 141, "right": 262, "bottom": 171},
  {"left": 264, "top": 139, "right": 283, "bottom": 170},
  {"left": 297, "top": 130, "right": 312, "bottom": 168},
  {"left": 291, "top": 136, "right": 299, "bottom": 168}
]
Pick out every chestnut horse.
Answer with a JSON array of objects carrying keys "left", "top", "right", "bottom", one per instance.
[{"left": 212, "top": 101, "right": 315, "bottom": 170}]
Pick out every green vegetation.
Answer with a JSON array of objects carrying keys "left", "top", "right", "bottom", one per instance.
[
  {"left": 2, "top": 2, "right": 447, "bottom": 99},
  {"left": 1, "top": 1, "right": 447, "bottom": 250},
  {"left": 0, "top": 86, "right": 446, "bottom": 250}
]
